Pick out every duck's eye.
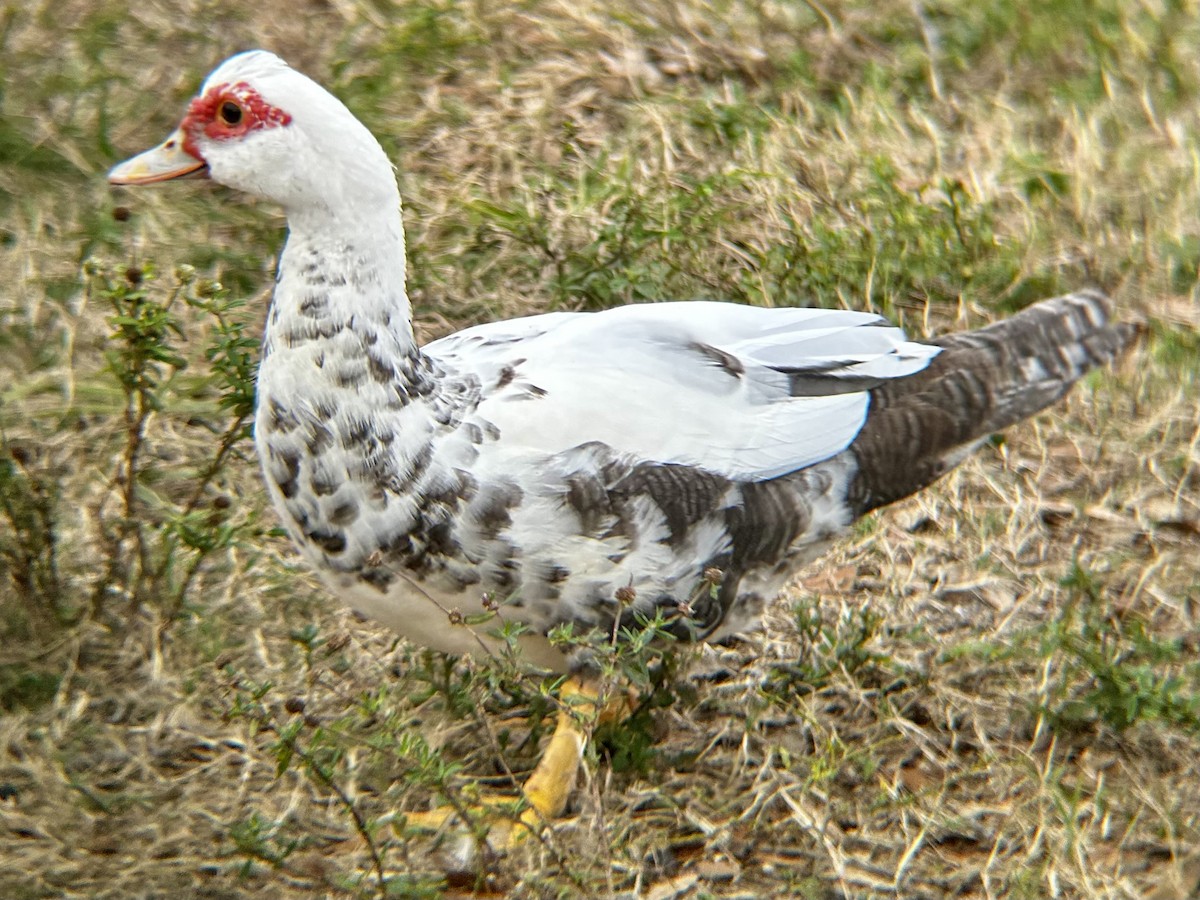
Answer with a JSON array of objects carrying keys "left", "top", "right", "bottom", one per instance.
[{"left": 217, "top": 101, "right": 243, "bottom": 126}]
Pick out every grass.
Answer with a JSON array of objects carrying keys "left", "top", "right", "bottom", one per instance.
[{"left": 1, "top": 0, "right": 1199, "bottom": 897}]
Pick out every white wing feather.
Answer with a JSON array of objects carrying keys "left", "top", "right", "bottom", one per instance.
[{"left": 427, "top": 302, "right": 940, "bottom": 481}]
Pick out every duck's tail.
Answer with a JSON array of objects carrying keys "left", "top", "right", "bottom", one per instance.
[{"left": 847, "top": 289, "right": 1138, "bottom": 515}]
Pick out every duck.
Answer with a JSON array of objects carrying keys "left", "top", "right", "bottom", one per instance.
[{"left": 109, "top": 49, "right": 1135, "bottom": 849}]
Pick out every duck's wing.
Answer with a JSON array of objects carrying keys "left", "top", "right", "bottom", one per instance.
[{"left": 426, "top": 301, "right": 940, "bottom": 482}]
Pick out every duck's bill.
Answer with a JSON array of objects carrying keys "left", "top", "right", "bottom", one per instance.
[{"left": 108, "top": 129, "right": 208, "bottom": 185}]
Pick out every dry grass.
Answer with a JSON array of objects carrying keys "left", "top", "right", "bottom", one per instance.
[{"left": 1, "top": 1, "right": 1199, "bottom": 898}]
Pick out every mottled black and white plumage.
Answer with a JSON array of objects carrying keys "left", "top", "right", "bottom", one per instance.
[{"left": 110, "top": 51, "right": 1135, "bottom": 673}]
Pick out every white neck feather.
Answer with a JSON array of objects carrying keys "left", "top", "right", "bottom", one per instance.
[{"left": 269, "top": 194, "right": 415, "bottom": 357}]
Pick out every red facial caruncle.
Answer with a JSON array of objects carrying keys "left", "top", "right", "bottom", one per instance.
[{"left": 180, "top": 81, "right": 292, "bottom": 160}]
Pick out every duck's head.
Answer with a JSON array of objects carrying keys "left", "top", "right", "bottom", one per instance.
[{"left": 109, "top": 51, "right": 398, "bottom": 218}]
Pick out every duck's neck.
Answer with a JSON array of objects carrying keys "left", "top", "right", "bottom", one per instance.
[{"left": 268, "top": 202, "right": 415, "bottom": 359}]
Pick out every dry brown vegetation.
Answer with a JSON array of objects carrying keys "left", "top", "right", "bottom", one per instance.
[{"left": 1, "top": 1, "right": 1198, "bottom": 898}]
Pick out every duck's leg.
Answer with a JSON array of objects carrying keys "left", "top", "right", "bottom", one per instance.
[{"left": 404, "top": 675, "right": 626, "bottom": 846}]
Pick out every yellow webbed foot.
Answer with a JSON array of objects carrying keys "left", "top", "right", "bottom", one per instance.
[{"left": 400, "top": 675, "right": 629, "bottom": 856}]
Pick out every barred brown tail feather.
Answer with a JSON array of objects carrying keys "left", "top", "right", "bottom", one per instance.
[{"left": 847, "top": 290, "right": 1137, "bottom": 516}]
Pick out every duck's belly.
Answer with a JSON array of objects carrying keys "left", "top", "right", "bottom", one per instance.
[{"left": 322, "top": 569, "right": 570, "bottom": 672}]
